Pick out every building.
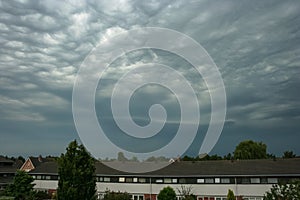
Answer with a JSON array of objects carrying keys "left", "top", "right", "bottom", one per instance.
[
  {"left": 25, "top": 158, "right": 300, "bottom": 200},
  {"left": 20, "top": 155, "right": 54, "bottom": 172},
  {"left": 0, "top": 156, "right": 23, "bottom": 192}
]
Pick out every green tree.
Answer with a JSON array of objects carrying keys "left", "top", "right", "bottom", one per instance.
[
  {"left": 282, "top": 151, "right": 296, "bottom": 158},
  {"left": 234, "top": 140, "right": 267, "bottom": 159},
  {"left": 264, "top": 180, "right": 300, "bottom": 200},
  {"left": 17, "top": 156, "right": 25, "bottom": 163},
  {"left": 57, "top": 140, "right": 96, "bottom": 200},
  {"left": 157, "top": 186, "right": 176, "bottom": 200},
  {"left": 117, "top": 152, "right": 128, "bottom": 162},
  {"left": 130, "top": 156, "right": 139, "bottom": 162},
  {"left": 34, "top": 191, "right": 51, "bottom": 200},
  {"left": 103, "top": 190, "right": 131, "bottom": 200},
  {"left": 4, "top": 170, "right": 35, "bottom": 200},
  {"left": 227, "top": 189, "right": 235, "bottom": 200},
  {"left": 223, "top": 153, "right": 233, "bottom": 160}
]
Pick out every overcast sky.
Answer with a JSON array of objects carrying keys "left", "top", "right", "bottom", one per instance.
[{"left": 0, "top": 0, "right": 299, "bottom": 159}]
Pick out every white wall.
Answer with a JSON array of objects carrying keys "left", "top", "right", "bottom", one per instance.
[
  {"left": 33, "top": 180, "right": 58, "bottom": 190},
  {"left": 96, "top": 182, "right": 272, "bottom": 197},
  {"left": 34, "top": 180, "right": 272, "bottom": 197}
]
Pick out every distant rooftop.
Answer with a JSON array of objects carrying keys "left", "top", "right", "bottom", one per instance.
[{"left": 28, "top": 158, "right": 300, "bottom": 177}]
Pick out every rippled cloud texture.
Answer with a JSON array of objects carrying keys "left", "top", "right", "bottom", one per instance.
[{"left": 0, "top": 0, "right": 299, "bottom": 157}]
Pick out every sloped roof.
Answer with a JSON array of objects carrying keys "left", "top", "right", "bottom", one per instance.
[
  {"left": 0, "top": 159, "right": 23, "bottom": 173},
  {"left": 28, "top": 161, "right": 58, "bottom": 174},
  {"left": 28, "top": 158, "right": 300, "bottom": 177},
  {"left": 29, "top": 156, "right": 54, "bottom": 168},
  {"left": 0, "top": 156, "right": 14, "bottom": 163},
  {"left": 151, "top": 158, "right": 300, "bottom": 177}
]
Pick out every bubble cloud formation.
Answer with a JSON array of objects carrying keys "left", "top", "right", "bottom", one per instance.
[{"left": 72, "top": 27, "right": 226, "bottom": 172}]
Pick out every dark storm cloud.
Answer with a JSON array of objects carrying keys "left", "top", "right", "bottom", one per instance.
[{"left": 0, "top": 0, "right": 299, "bottom": 157}]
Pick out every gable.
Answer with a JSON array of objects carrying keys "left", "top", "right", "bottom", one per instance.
[{"left": 20, "top": 158, "right": 35, "bottom": 172}]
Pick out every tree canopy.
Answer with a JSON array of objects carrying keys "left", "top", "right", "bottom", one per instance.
[
  {"left": 234, "top": 140, "right": 267, "bottom": 159},
  {"left": 4, "top": 170, "right": 35, "bottom": 200},
  {"left": 227, "top": 189, "right": 235, "bottom": 200},
  {"left": 282, "top": 150, "right": 296, "bottom": 158},
  {"left": 57, "top": 140, "right": 96, "bottom": 200},
  {"left": 157, "top": 186, "right": 177, "bottom": 200}
]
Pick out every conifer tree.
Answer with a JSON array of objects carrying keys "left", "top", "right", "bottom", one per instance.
[{"left": 57, "top": 140, "right": 96, "bottom": 200}]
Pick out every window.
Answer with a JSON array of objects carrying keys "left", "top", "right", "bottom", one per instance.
[
  {"left": 126, "top": 177, "right": 133, "bottom": 183},
  {"left": 45, "top": 176, "right": 51, "bottom": 180},
  {"left": 103, "top": 177, "right": 110, "bottom": 182},
  {"left": 164, "top": 178, "right": 172, "bottom": 183},
  {"left": 156, "top": 179, "right": 163, "bottom": 183},
  {"left": 179, "top": 178, "right": 197, "bottom": 184},
  {"left": 97, "top": 177, "right": 103, "bottom": 182},
  {"left": 204, "top": 178, "right": 214, "bottom": 183},
  {"left": 250, "top": 178, "right": 260, "bottom": 184},
  {"left": 139, "top": 178, "right": 146, "bottom": 183},
  {"left": 215, "top": 178, "right": 220, "bottom": 183},
  {"left": 260, "top": 178, "right": 267, "bottom": 184},
  {"left": 220, "top": 178, "right": 230, "bottom": 184},
  {"left": 133, "top": 195, "right": 144, "bottom": 200},
  {"left": 197, "top": 178, "right": 204, "bottom": 183},
  {"left": 267, "top": 178, "right": 278, "bottom": 184},
  {"left": 179, "top": 178, "right": 186, "bottom": 184},
  {"left": 237, "top": 177, "right": 251, "bottom": 184},
  {"left": 119, "top": 177, "right": 125, "bottom": 182},
  {"left": 133, "top": 177, "right": 138, "bottom": 183},
  {"left": 242, "top": 178, "right": 251, "bottom": 184},
  {"left": 36, "top": 175, "right": 42, "bottom": 180},
  {"left": 278, "top": 177, "right": 290, "bottom": 184},
  {"left": 51, "top": 175, "right": 58, "bottom": 180},
  {"left": 111, "top": 177, "right": 118, "bottom": 182},
  {"left": 172, "top": 178, "right": 178, "bottom": 183}
]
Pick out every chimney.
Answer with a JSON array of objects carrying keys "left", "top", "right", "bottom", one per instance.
[{"left": 38, "top": 155, "right": 43, "bottom": 162}]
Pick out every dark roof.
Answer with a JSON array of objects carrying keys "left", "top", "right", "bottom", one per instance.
[
  {"left": 29, "top": 156, "right": 54, "bottom": 168},
  {"left": 0, "top": 156, "right": 14, "bottom": 163},
  {"left": 28, "top": 158, "right": 300, "bottom": 177},
  {"left": 0, "top": 160, "right": 23, "bottom": 173},
  {"left": 28, "top": 161, "right": 58, "bottom": 174},
  {"left": 152, "top": 159, "right": 300, "bottom": 177},
  {"left": 0, "top": 158, "right": 22, "bottom": 185}
]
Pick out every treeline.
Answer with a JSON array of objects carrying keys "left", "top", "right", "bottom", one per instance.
[
  {"left": 182, "top": 140, "right": 298, "bottom": 161},
  {"left": 1, "top": 140, "right": 298, "bottom": 164},
  {"left": 0, "top": 155, "right": 58, "bottom": 164},
  {"left": 0, "top": 155, "right": 25, "bottom": 163},
  {"left": 103, "top": 140, "right": 298, "bottom": 162}
]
